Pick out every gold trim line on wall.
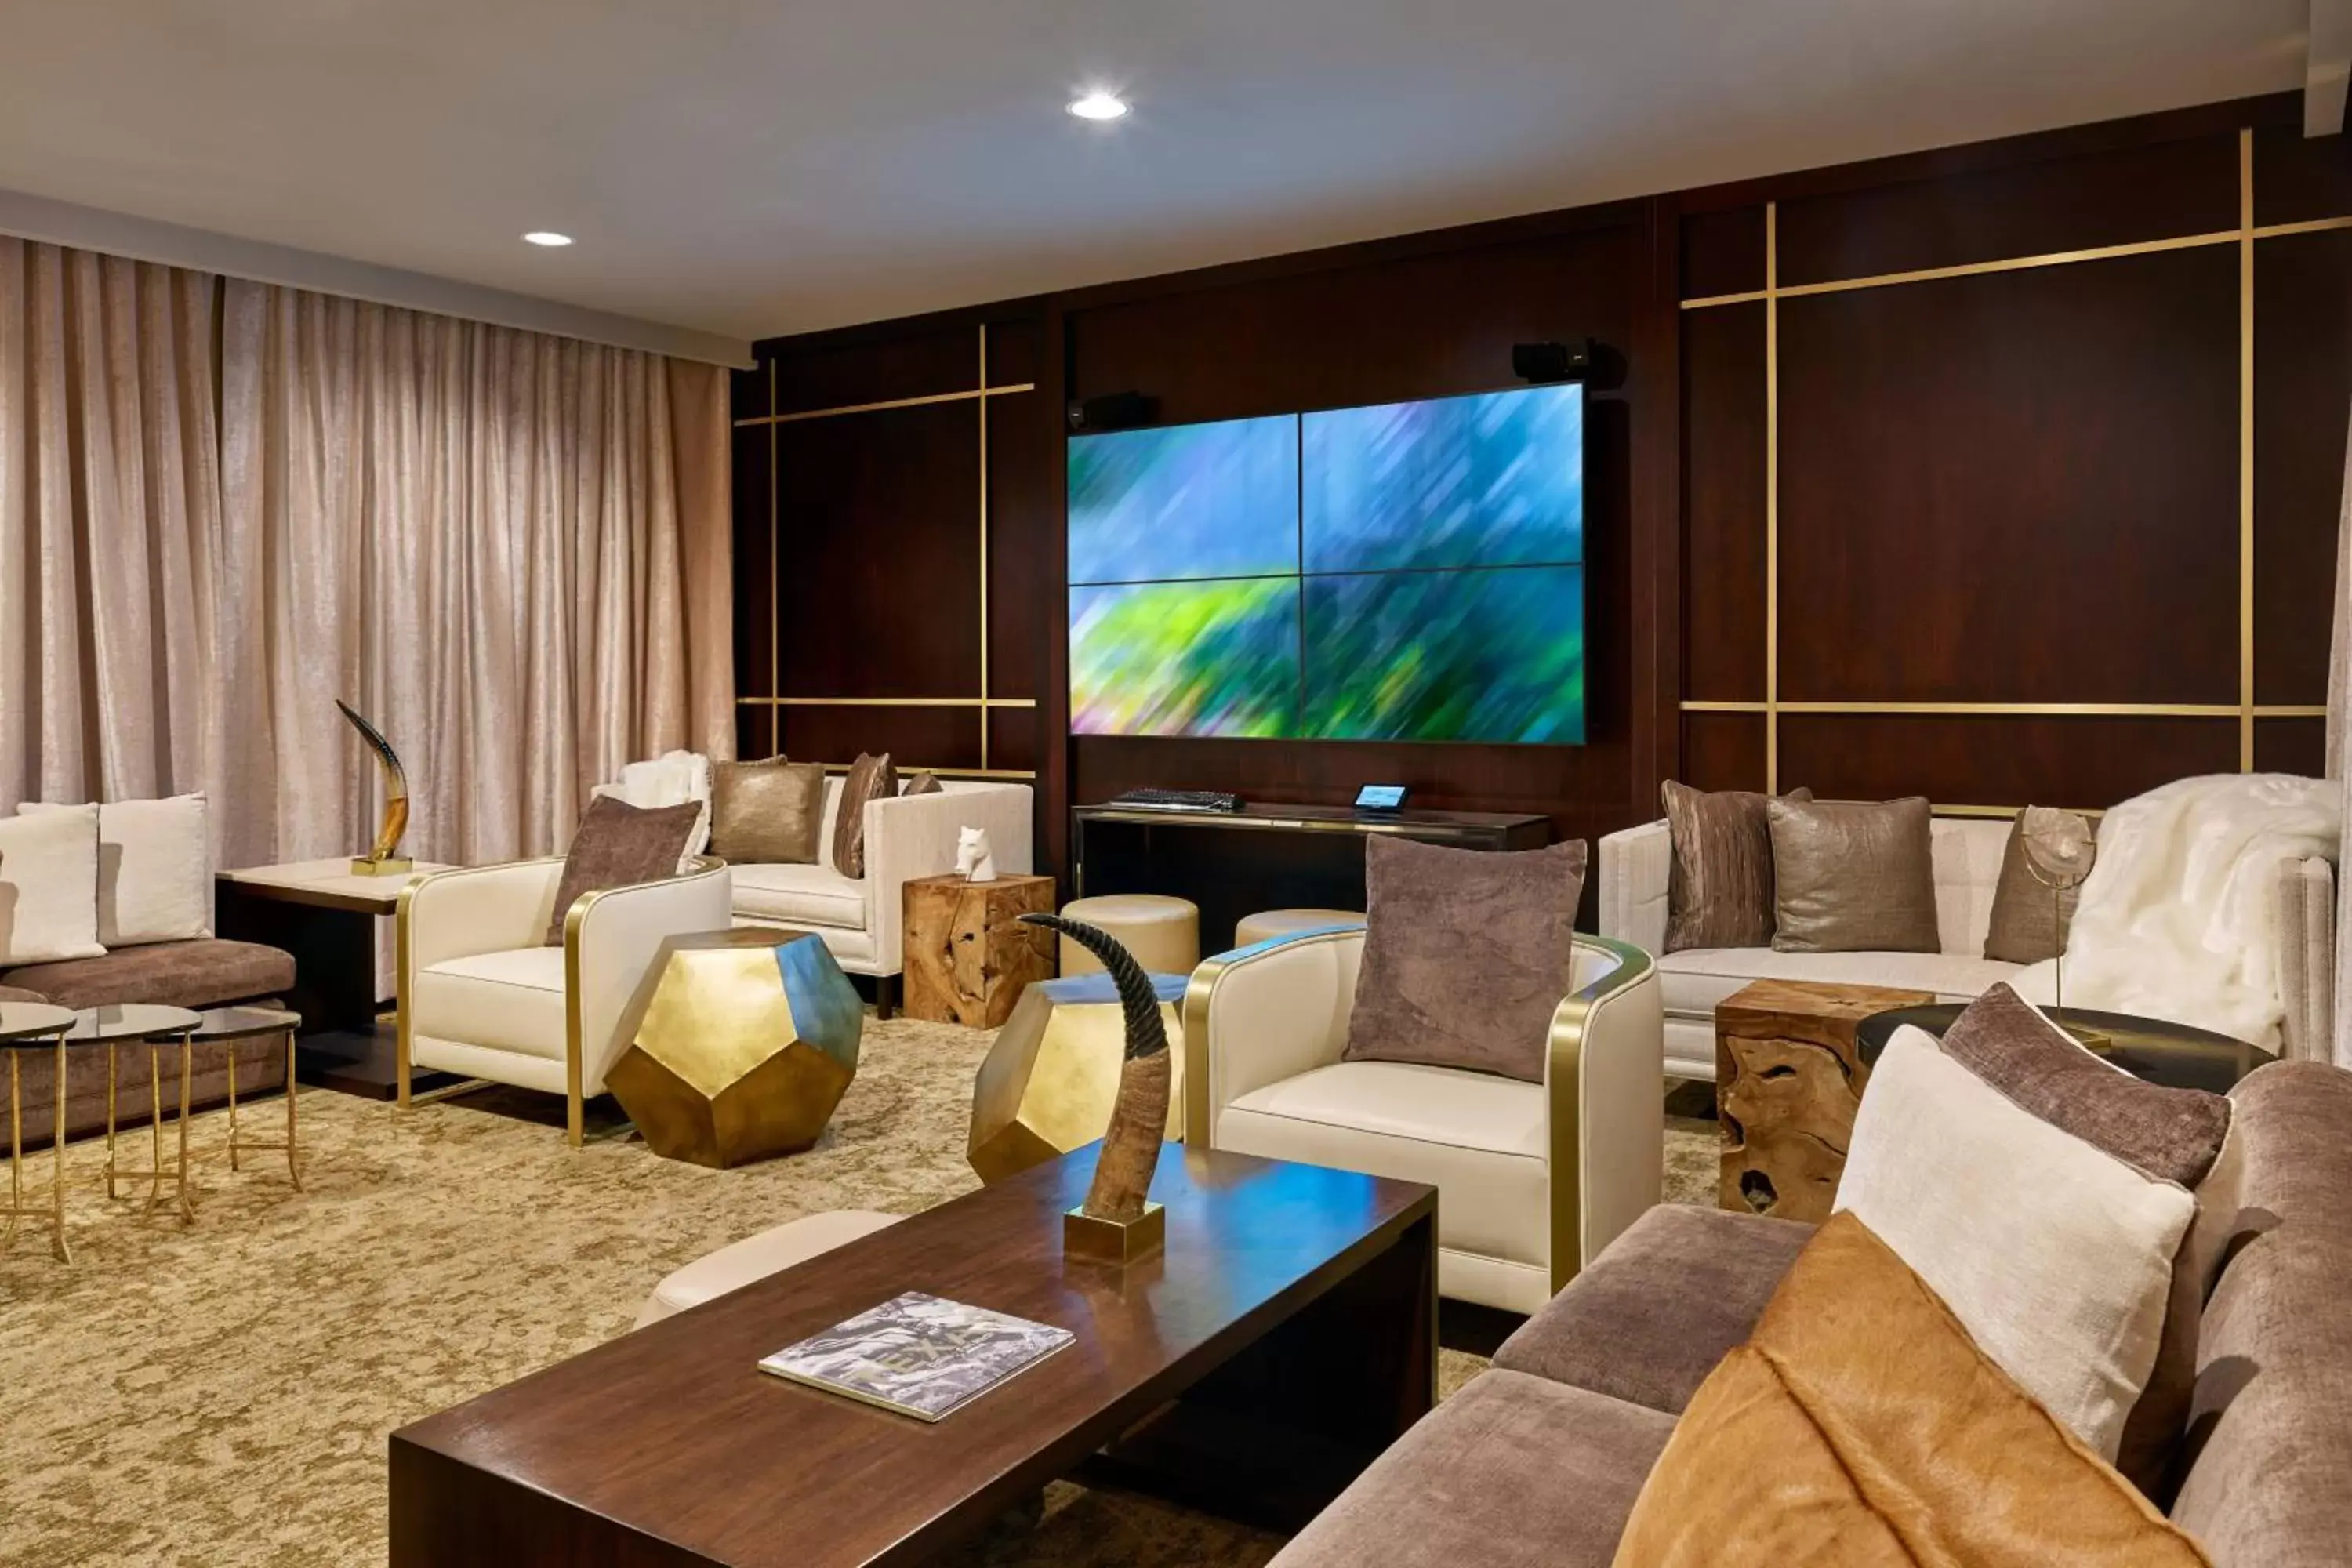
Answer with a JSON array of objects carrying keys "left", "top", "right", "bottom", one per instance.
[
  {"left": 1679, "top": 701, "right": 2328, "bottom": 717},
  {"left": 731, "top": 383, "right": 1036, "bottom": 427},
  {"left": 2238, "top": 127, "right": 2256, "bottom": 771},
  {"left": 736, "top": 696, "right": 1039, "bottom": 709},
  {"left": 979, "top": 323, "right": 992, "bottom": 772},
  {"left": 804, "top": 762, "right": 1037, "bottom": 781},
  {"left": 1763, "top": 201, "right": 1779, "bottom": 793}
]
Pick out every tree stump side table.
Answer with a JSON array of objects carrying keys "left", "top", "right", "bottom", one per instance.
[
  {"left": 902, "top": 873, "right": 1057, "bottom": 1028},
  {"left": 1716, "top": 978, "right": 1935, "bottom": 1222}
]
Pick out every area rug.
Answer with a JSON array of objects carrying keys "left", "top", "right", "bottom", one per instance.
[{"left": 0, "top": 1018, "right": 1715, "bottom": 1567}]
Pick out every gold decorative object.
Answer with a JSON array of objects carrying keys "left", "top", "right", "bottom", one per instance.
[
  {"left": 1014, "top": 915, "right": 1171, "bottom": 1264},
  {"left": 604, "top": 929, "right": 862, "bottom": 1169},
  {"left": 336, "top": 699, "right": 413, "bottom": 875},
  {"left": 967, "top": 972, "right": 1185, "bottom": 1182}
]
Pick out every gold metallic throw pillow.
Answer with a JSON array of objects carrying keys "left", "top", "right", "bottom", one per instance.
[
  {"left": 830, "top": 752, "right": 898, "bottom": 877},
  {"left": 1661, "top": 781, "right": 1813, "bottom": 952},
  {"left": 709, "top": 757, "right": 826, "bottom": 866},
  {"left": 1981, "top": 811, "right": 2081, "bottom": 964},
  {"left": 1766, "top": 796, "right": 1940, "bottom": 954}
]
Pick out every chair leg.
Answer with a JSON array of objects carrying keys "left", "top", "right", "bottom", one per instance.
[
  {"left": 876, "top": 974, "right": 898, "bottom": 1022},
  {"left": 567, "top": 1087, "right": 583, "bottom": 1149}
]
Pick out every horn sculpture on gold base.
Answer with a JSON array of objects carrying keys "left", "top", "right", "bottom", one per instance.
[
  {"left": 336, "top": 699, "right": 413, "bottom": 876},
  {"left": 1019, "top": 913, "right": 1170, "bottom": 1264}
]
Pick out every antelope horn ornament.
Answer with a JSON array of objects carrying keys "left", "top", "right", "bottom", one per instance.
[
  {"left": 1018, "top": 913, "right": 1169, "bottom": 1223},
  {"left": 335, "top": 699, "right": 412, "bottom": 871}
]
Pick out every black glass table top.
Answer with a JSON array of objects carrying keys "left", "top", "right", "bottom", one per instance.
[
  {"left": 1857, "top": 1004, "right": 2270, "bottom": 1094},
  {"left": 64, "top": 1004, "right": 205, "bottom": 1043},
  {"left": 0, "top": 1001, "right": 78, "bottom": 1045}
]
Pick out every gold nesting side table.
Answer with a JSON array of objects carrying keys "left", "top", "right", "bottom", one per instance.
[
  {"left": 85, "top": 1004, "right": 205, "bottom": 1222},
  {"left": 199, "top": 1005, "right": 306, "bottom": 1190},
  {"left": 1, "top": 1001, "right": 80, "bottom": 1261}
]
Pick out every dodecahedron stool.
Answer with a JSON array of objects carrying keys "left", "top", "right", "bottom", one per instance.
[
  {"left": 607, "top": 929, "right": 862, "bottom": 1168},
  {"left": 966, "top": 971, "right": 1185, "bottom": 1183}
]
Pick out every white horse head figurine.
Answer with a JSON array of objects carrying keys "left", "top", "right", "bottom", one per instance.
[{"left": 955, "top": 826, "right": 996, "bottom": 883}]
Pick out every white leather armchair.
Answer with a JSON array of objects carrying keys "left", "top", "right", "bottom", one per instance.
[
  {"left": 1184, "top": 927, "right": 1664, "bottom": 1313},
  {"left": 396, "top": 855, "right": 733, "bottom": 1145}
]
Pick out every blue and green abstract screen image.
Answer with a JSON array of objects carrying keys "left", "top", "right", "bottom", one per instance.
[{"left": 1068, "top": 384, "right": 1584, "bottom": 744}]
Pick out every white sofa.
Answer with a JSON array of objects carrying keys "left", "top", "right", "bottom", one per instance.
[
  {"left": 1599, "top": 815, "right": 2336, "bottom": 1078},
  {"left": 397, "top": 855, "right": 734, "bottom": 1145},
  {"left": 1185, "top": 927, "right": 1664, "bottom": 1315}
]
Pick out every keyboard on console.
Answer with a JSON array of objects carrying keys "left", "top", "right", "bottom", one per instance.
[{"left": 1106, "top": 788, "right": 1243, "bottom": 815}]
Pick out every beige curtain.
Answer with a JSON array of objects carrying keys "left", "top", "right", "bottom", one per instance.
[{"left": 0, "top": 238, "right": 733, "bottom": 871}]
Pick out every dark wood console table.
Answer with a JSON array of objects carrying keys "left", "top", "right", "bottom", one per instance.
[{"left": 1073, "top": 801, "right": 1549, "bottom": 953}]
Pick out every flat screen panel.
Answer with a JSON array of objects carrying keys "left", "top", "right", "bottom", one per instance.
[
  {"left": 1068, "top": 415, "right": 1299, "bottom": 586},
  {"left": 1069, "top": 578, "right": 1300, "bottom": 738},
  {"left": 1302, "top": 566, "right": 1585, "bottom": 743},
  {"left": 1302, "top": 385, "right": 1583, "bottom": 573}
]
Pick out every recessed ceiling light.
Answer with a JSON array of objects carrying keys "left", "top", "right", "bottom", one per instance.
[
  {"left": 521, "top": 230, "right": 574, "bottom": 247},
  {"left": 1066, "top": 90, "right": 1129, "bottom": 122}
]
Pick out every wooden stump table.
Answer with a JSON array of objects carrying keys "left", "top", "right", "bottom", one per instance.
[
  {"left": 1716, "top": 978, "right": 1934, "bottom": 1222},
  {"left": 902, "top": 873, "right": 1057, "bottom": 1028}
]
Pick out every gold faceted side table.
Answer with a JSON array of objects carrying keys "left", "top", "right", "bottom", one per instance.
[
  {"left": 606, "top": 929, "right": 863, "bottom": 1169},
  {"left": 967, "top": 971, "right": 1185, "bottom": 1183}
]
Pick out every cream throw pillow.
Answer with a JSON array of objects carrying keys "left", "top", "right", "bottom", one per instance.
[
  {"left": 0, "top": 803, "right": 107, "bottom": 964},
  {"left": 1833, "top": 1026, "right": 2194, "bottom": 1461},
  {"left": 24, "top": 795, "right": 211, "bottom": 948}
]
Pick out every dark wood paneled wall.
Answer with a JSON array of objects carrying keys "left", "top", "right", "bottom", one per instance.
[{"left": 734, "top": 93, "right": 2349, "bottom": 883}]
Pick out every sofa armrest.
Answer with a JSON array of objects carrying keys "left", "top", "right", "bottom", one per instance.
[
  {"left": 1599, "top": 820, "right": 1670, "bottom": 957},
  {"left": 1182, "top": 929, "right": 1362, "bottom": 1148},
  {"left": 399, "top": 859, "right": 565, "bottom": 986},
  {"left": 862, "top": 783, "right": 1035, "bottom": 973},
  {"left": 2273, "top": 855, "right": 2336, "bottom": 1064},
  {"left": 566, "top": 857, "right": 735, "bottom": 1095},
  {"left": 1548, "top": 935, "right": 1664, "bottom": 1288}
]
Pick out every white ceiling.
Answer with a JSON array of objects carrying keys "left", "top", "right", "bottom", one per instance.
[{"left": 0, "top": 1, "right": 2315, "bottom": 346}]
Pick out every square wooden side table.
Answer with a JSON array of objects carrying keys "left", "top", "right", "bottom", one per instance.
[
  {"left": 1716, "top": 978, "right": 1935, "bottom": 1223},
  {"left": 902, "top": 873, "right": 1057, "bottom": 1028}
]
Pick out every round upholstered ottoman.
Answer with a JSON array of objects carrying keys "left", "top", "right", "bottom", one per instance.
[
  {"left": 1055, "top": 894, "right": 1199, "bottom": 977},
  {"left": 1234, "top": 908, "right": 1366, "bottom": 948},
  {"left": 634, "top": 1210, "right": 899, "bottom": 1329}
]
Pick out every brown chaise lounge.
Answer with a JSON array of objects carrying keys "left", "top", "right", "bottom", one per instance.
[
  {"left": 0, "top": 938, "right": 296, "bottom": 1139},
  {"left": 1270, "top": 1058, "right": 2352, "bottom": 1567}
]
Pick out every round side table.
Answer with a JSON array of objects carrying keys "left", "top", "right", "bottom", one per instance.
[
  {"left": 193, "top": 1006, "right": 305, "bottom": 1189},
  {"left": 1, "top": 1001, "right": 80, "bottom": 1261},
  {"left": 71, "top": 1004, "right": 204, "bottom": 1221}
]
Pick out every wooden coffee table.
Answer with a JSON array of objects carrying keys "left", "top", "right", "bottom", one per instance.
[
  {"left": 1716, "top": 978, "right": 1935, "bottom": 1223},
  {"left": 390, "top": 1145, "right": 1437, "bottom": 1566}
]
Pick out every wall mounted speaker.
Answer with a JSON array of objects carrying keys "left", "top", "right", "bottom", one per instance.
[
  {"left": 1512, "top": 339, "right": 1594, "bottom": 384},
  {"left": 1067, "top": 391, "right": 1160, "bottom": 433}
]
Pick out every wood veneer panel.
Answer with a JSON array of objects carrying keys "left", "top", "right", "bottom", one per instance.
[
  {"left": 2253, "top": 125, "right": 2352, "bottom": 227},
  {"left": 1679, "top": 713, "right": 1767, "bottom": 793},
  {"left": 1777, "top": 248, "right": 2240, "bottom": 704},
  {"left": 775, "top": 403, "right": 981, "bottom": 699},
  {"left": 987, "top": 708, "right": 1041, "bottom": 774},
  {"left": 986, "top": 318, "right": 1042, "bottom": 387},
  {"left": 1775, "top": 133, "right": 2238, "bottom": 285},
  {"left": 2254, "top": 230, "right": 2352, "bottom": 706},
  {"left": 774, "top": 704, "right": 981, "bottom": 771},
  {"left": 986, "top": 392, "right": 1054, "bottom": 701},
  {"left": 772, "top": 325, "right": 976, "bottom": 416},
  {"left": 1776, "top": 714, "right": 2238, "bottom": 808},
  {"left": 730, "top": 423, "right": 773, "bottom": 707},
  {"left": 1682, "top": 302, "right": 1766, "bottom": 701},
  {"left": 728, "top": 361, "right": 768, "bottom": 423},
  {"left": 1682, "top": 206, "right": 1766, "bottom": 299},
  {"left": 2254, "top": 717, "right": 2325, "bottom": 778},
  {"left": 734, "top": 708, "right": 770, "bottom": 765}
]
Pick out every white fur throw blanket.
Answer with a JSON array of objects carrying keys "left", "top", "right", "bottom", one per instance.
[{"left": 2015, "top": 773, "right": 2338, "bottom": 1049}]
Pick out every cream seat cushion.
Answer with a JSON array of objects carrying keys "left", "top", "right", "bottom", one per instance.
[
  {"left": 731, "top": 862, "right": 867, "bottom": 930},
  {"left": 636, "top": 1210, "right": 902, "bottom": 1329},
  {"left": 411, "top": 946, "right": 569, "bottom": 1059},
  {"left": 1656, "top": 946, "right": 2023, "bottom": 1025},
  {"left": 1058, "top": 893, "right": 1199, "bottom": 976},
  {"left": 1218, "top": 1060, "right": 1546, "bottom": 1266}
]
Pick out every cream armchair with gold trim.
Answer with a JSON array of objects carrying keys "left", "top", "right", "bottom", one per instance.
[
  {"left": 396, "top": 856, "right": 732, "bottom": 1145},
  {"left": 1185, "top": 928, "right": 1663, "bottom": 1313}
]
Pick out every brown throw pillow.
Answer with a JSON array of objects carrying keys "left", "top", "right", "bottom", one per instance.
[
  {"left": 1343, "top": 836, "right": 1585, "bottom": 1083},
  {"left": 1938, "top": 982, "right": 2231, "bottom": 1501},
  {"left": 1982, "top": 811, "right": 2082, "bottom": 963},
  {"left": 544, "top": 795, "right": 703, "bottom": 946},
  {"left": 902, "top": 771, "right": 944, "bottom": 797},
  {"left": 830, "top": 752, "right": 897, "bottom": 877},
  {"left": 710, "top": 757, "right": 826, "bottom": 865},
  {"left": 1661, "top": 781, "right": 1813, "bottom": 952},
  {"left": 1767, "top": 796, "right": 1939, "bottom": 954},
  {"left": 1611, "top": 1212, "right": 2211, "bottom": 1568}
]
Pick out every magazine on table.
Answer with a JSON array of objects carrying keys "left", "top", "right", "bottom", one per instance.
[{"left": 758, "top": 1290, "right": 1074, "bottom": 1421}]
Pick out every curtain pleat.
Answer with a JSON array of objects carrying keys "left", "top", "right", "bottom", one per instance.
[{"left": 0, "top": 238, "right": 733, "bottom": 876}]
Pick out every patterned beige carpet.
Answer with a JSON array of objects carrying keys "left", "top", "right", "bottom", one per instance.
[{"left": 0, "top": 1018, "right": 1715, "bottom": 1568}]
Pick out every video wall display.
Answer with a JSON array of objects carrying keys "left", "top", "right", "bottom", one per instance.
[{"left": 1068, "top": 384, "right": 1585, "bottom": 744}]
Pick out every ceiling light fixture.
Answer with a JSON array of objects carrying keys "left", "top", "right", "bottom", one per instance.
[
  {"left": 1066, "top": 90, "right": 1129, "bottom": 122},
  {"left": 521, "top": 230, "right": 574, "bottom": 247}
]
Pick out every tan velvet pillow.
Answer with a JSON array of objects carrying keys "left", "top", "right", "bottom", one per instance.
[
  {"left": 710, "top": 757, "right": 826, "bottom": 865},
  {"left": 902, "top": 771, "right": 943, "bottom": 797},
  {"left": 1612, "top": 1213, "right": 2211, "bottom": 1568},
  {"left": 1343, "top": 835, "right": 1585, "bottom": 1083},
  {"left": 1767, "top": 796, "right": 1939, "bottom": 953},
  {"left": 830, "top": 752, "right": 897, "bottom": 877},
  {"left": 544, "top": 795, "right": 704, "bottom": 946},
  {"left": 1661, "top": 781, "right": 1812, "bottom": 952},
  {"left": 1981, "top": 811, "right": 2081, "bottom": 964}
]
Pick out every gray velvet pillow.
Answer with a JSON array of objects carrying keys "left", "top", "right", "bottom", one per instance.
[
  {"left": 1767, "top": 795, "right": 1939, "bottom": 954},
  {"left": 544, "top": 795, "right": 703, "bottom": 946},
  {"left": 1662, "top": 781, "right": 1813, "bottom": 953},
  {"left": 1982, "top": 812, "right": 2081, "bottom": 964},
  {"left": 902, "top": 771, "right": 944, "bottom": 797},
  {"left": 1343, "top": 835, "right": 1587, "bottom": 1083},
  {"left": 830, "top": 752, "right": 897, "bottom": 877},
  {"left": 710, "top": 757, "right": 826, "bottom": 865}
]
